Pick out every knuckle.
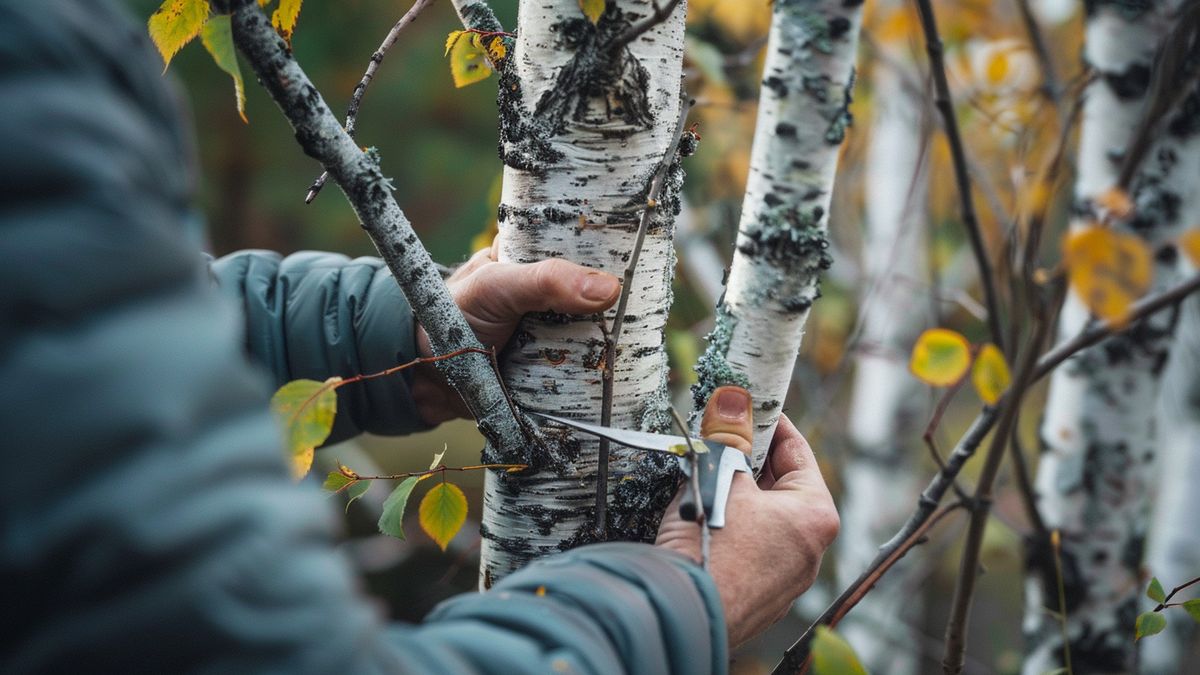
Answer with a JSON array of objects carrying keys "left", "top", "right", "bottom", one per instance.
[{"left": 533, "top": 258, "right": 573, "bottom": 296}]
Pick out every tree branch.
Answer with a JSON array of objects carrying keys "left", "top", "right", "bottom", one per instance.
[
  {"left": 305, "top": 0, "right": 437, "bottom": 204},
  {"left": 912, "top": 0, "right": 1006, "bottom": 353},
  {"left": 596, "top": 96, "right": 694, "bottom": 536},
  {"left": 774, "top": 270, "right": 1200, "bottom": 674},
  {"left": 224, "top": 0, "right": 528, "bottom": 455},
  {"left": 610, "top": 0, "right": 683, "bottom": 52}
]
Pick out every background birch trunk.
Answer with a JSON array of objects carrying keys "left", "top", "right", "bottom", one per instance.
[
  {"left": 1022, "top": 2, "right": 1197, "bottom": 671},
  {"left": 693, "top": 0, "right": 864, "bottom": 468},
  {"left": 476, "top": 0, "right": 688, "bottom": 584},
  {"left": 1141, "top": 292, "right": 1200, "bottom": 673},
  {"left": 835, "top": 59, "right": 931, "bottom": 675}
]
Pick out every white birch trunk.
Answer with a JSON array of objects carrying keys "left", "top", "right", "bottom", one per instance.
[
  {"left": 1022, "top": 2, "right": 1197, "bottom": 671},
  {"left": 693, "top": 0, "right": 864, "bottom": 468},
  {"left": 1140, "top": 286, "right": 1200, "bottom": 674},
  {"left": 475, "top": 0, "right": 688, "bottom": 584},
  {"left": 835, "top": 62, "right": 930, "bottom": 675}
]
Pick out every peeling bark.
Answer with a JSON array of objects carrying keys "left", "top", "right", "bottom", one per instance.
[
  {"left": 1022, "top": 2, "right": 1198, "bottom": 672},
  {"left": 693, "top": 0, "right": 864, "bottom": 468},
  {"left": 478, "top": 0, "right": 688, "bottom": 583}
]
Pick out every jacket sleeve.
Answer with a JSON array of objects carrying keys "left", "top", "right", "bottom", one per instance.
[
  {"left": 210, "top": 250, "right": 429, "bottom": 441},
  {"left": 0, "top": 2, "right": 728, "bottom": 674}
]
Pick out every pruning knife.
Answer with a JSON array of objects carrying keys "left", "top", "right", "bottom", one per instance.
[{"left": 529, "top": 412, "right": 751, "bottom": 529}]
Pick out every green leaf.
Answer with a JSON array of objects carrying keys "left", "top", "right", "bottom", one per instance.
[
  {"left": 811, "top": 626, "right": 868, "bottom": 675},
  {"left": 377, "top": 477, "right": 420, "bottom": 539},
  {"left": 272, "top": 0, "right": 303, "bottom": 45},
  {"left": 1182, "top": 598, "right": 1200, "bottom": 623},
  {"left": 579, "top": 0, "right": 605, "bottom": 24},
  {"left": 148, "top": 0, "right": 210, "bottom": 70},
  {"left": 345, "top": 479, "right": 372, "bottom": 513},
  {"left": 199, "top": 14, "right": 248, "bottom": 123},
  {"left": 322, "top": 471, "right": 353, "bottom": 492},
  {"left": 419, "top": 482, "right": 468, "bottom": 551},
  {"left": 270, "top": 378, "right": 340, "bottom": 479},
  {"left": 1135, "top": 611, "right": 1167, "bottom": 640},
  {"left": 1147, "top": 577, "right": 1167, "bottom": 603}
]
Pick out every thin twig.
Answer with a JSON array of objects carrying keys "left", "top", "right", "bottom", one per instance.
[
  {"left": 337, "top": 463, "right": 528, "bottom": 482},
  {"left": 668, "top": 406, "right": 710, "bottom": 568},
  {"left": 942, "top": 306, "right": 1051, "bottom": 675},
  {"left": 922, "top": 376, "right": 972, "bottom": 502},
  {"left": 1151, "top": 575, "right": 1200, "bottom": 612},
  {"left": 774, "top": 271, "right": 1200, "bottom": 674},
  {"left": 305, "top": 0, "right": 437, "bottom": 203},
  {"left": 912, "top": 0, "right": 1006, "bottom": 353},
  {"left": 1050, "top": 530, "right": 1073, "bottom": 675},
  {"left": 1013, "top": 0, "right": 1061, "bottom": 105},
  {"left": 595, "top": 96, "right": 694, "bottom": 537},
  {"left": 609, "top": 0, "right": 683, "bottom": 52}
]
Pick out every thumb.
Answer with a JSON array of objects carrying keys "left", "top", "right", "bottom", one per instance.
[
  {"left": 699, "top": 386, "right": 753, "bottom": 456},
  {"left": 459, "top": 258, "right": 620, "bottom": 325}
]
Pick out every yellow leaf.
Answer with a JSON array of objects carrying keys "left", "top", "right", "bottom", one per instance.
[
  {"left": 1063, "top": 226, "right": 1153, "bottom": 324},
  {"left": 448, "top": 32, "right": 492, "bottom": 88},
  {"left": 290, "top": 447, "right": 314, "bottom": 479},
  {"left": 1096, "top": 187, "right": 1134, "bottom": 219},
  {"left": 811, "top": 626, "right": 868, "bottom": 675},
  {"left": 200, "top": 15, "right": 248, "bottom": 123},
  {"left": 419, "top": 482, "right": 468, "bottom": 551},
  {"left": 272, "top": 0, "right": 303, "bottom": 46},
  {"left": 985, "top": 51, "right": 1010, "bottom": 85},
  {"left": 485, "top": 36, "right": 508, "bottom": 61},
  {"left": 270, "top": 378, "right": 339, "bottom": 480},
  {"left": 910, "top": 328, "right": 972, "bottom": 387},
  {"left": 429, "top": 446, "right": 447, "bottom": 471},
  {"left": 147, "top": 0, "right": 210, "bottom": 70},
  {"left": 579, "top": 0, "right": 605, "bottom": 24},
  {"left": 444, "top": 30, "right": 466, "bottom": 56},
  {"left": 1179, "top": 230, "right": 1200, "bottom": 267},
  {"left": 971, "top": 343, "right": 1010, "bottom": 405}
]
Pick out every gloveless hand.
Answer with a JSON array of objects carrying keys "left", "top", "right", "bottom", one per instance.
[
  {"left": 411, "top": 244, "right": 621, "bottom": 425},
  {"left": 656, "top": 386, "right": 840, "bottom": 649}
]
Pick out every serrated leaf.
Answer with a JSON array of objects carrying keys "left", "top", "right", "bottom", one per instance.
[
  {"left": 485, "top": 36, "right": 507, "bottom": 61},
  {"left": 1135, "top": 611, "right": 1167, "bottom": 640},
  {"left": 1063, "top": 226, "right": 1153, "bottom": 326},
  {"left": 270, "top": 378, "right": 339, "bottom": 479},
  {"left": 322, "top": 471, "right": 354, "bottom": 492},
  {"left": 377, "top": 476, "right": 420, "bottom": 539},
  {"left": 580, "top": 0, "right": 605, "bottom": 24},
  {"left": 148, "top": 0, "right": 210, "bottom": 70},
  {"left": 971, "top": 343, "right": 1010, "bottom": 405},
  {"left": 811, "top": 626, "right": 868, "bottom": 675},
  {"left": 1179, "top": 230, "right": 1200, "bottom": 268},
  {"left": 272, "top": 0, "right": 303, "bottom": 45},
  {"left": 445, "top": 30, "right": 466, "bottom": 56},
  {"left": 419, "top": 482, "right": 468, "bottom": 551},
  {"left": 448, "top": 32, "right": 492, "bottom": 88},
  {"left": 200, "top": 15, "right": 248, "bottom": 123},
  {"left": 1182, "top": 598, "right": 1200, "bottom": 623},
  {"left": 345, "top": 479, "right": 371, "bottom": 513},
  {"left": 910, "top": 328, "right": 972, "bottom": 387},
  {"left": 429, "top": 446, "right": 447, "bottom": 471},
  {"left": 1147, "top": 577, "right": 1166, "bottom": 603}
]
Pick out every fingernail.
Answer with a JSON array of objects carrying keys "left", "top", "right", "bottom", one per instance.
[
  {"left": 716, "top": 388, "right": 749, "bottom": 421},
  {"left": 581, "top": 272, "right": 619, "bottom": 301}
]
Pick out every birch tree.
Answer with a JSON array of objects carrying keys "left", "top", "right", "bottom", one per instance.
[
  {"left": 835, "top": 55, "right": 931, "bottom": 675},
  {"left": 1022, "top": 2, "right": 1199, "bottom": 671},
  {"left": 694, "top": 0, "right": 864, "bottom": 467},
  {"left": 476, "top": 0, "right": 691, "bottom": 583},
  {"left": 1142, "top": 293, "right": 1200, "bottom": 673}
]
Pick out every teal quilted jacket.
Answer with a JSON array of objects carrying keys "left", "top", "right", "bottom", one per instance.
[{"left": 0, "top": 1, "right": 726, "bottom": 673}]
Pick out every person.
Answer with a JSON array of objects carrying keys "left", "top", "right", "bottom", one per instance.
[{"left": 0, "top": 1, "right": 839, "bottom": 673}]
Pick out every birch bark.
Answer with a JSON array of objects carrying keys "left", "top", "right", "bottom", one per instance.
[
  {"left": 693, "top": 0, "right": 865, "bottom": 468},
  {"left": 1022, "top": 2, "right": 1197, "bottom": 671},
  {"left": 475, "top": 0, "right": 689, "bottom": 584},
  {"left": 1141, "top": 292, "right": 1200, "bottom": 674},
  {"left": 835, "top": 61, "right": 930, "bottom": 675}
]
